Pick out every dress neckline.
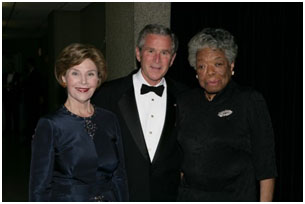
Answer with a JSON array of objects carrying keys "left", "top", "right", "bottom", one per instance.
[
  {"left": 62, "top": 104, "right": 96, "bottom": 119},
  {"left": 201, "top": 80, "right": 236, "bottom": 104}
]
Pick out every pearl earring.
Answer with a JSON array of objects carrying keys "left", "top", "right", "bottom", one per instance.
[
  {"left": 196, "top": 75, "right": 198, "bottom": 79},
  {"left": 232, "top": 71, "right": 235, "bottom": 76}
]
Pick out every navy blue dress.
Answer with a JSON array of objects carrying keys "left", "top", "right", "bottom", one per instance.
[{"left": 29, "top": 105, "right": 128, "bottom": 202}]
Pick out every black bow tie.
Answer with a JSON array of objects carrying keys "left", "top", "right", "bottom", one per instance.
[{"left": 140, "top": 84, "right": 164, "bottom": 97}]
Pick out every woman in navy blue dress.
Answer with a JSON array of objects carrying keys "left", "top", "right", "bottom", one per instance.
[{"left": 29, "top": 43, "right": 128, "bottom": 201}]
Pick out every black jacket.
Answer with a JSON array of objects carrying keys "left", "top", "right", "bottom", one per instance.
[{"left": 92, "top": 71, "right": 188, "bottom": 201}]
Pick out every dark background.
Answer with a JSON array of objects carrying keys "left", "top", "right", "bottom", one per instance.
[
  {"left": 2, "top": 2, "right": 302, "bottom": 202},
  {"left": 169, "top": 2, "right": 302, "bottom": 202}
]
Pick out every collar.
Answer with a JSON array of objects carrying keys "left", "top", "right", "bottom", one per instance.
[
  {"left": 133, "top": 68, "right": 166, "bottom": 87},
  {"left": 202, "top": 79, "right": 236, "bottom": 104}
]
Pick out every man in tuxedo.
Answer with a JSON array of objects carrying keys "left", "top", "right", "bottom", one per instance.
[{"left": 93, "top": 24, "right": 186, "bottom": 201}]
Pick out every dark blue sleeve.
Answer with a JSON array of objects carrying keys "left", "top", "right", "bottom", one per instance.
[
  {"left": 29, "top": 118, "right": 55, "bottom": 201},
  {"left": 112, "top": 117, "right": 129, "bottom": 201},
  {"left": 247, "top": 91, "right": 278, "bottom": 180}
]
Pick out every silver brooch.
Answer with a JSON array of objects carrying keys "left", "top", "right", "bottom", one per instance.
[
  {"left": 218, "top": 109, "right": 233, "bottom": 117},
  {"left": 84, "top": 119, "right": 97, "bottom": 139}
]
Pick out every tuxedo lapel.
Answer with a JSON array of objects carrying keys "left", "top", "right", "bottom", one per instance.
[{"left": 118, "top": 86, "right": 150, "bottom": 161}]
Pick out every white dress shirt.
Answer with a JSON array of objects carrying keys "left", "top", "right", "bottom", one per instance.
[{"left": 133, "top": 69, "right": 167, "bottom": 161}]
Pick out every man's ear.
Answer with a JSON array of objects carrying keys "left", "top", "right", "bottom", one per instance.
[
  {"left": 169, "top": 53, "right": 177, "bottom": 67},
  {"left": 135, "top": 47, "right": 141, "bottom": 62}
]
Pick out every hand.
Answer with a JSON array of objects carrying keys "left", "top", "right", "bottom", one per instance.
[{"left": 260, "top": 178, "right": 275, "bottom": 202}]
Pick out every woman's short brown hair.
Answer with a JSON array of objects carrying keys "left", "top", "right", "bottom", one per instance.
[{"left": 55, "top": 43, "right": 107, "bottom": 87}]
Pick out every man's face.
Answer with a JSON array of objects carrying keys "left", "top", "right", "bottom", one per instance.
[
  {"left": 196, "top": 47, "right": 234, "bottom": 100},
  {"left": 136, "top": 34, "right": 176, "bottom": 86}
]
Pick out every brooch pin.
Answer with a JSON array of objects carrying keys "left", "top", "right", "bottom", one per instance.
[
  {"left": 218, "top": 109, "right": 233, "bottom": 117},
  {"left": 84, "top": 119, "right": 97, "bottom": 139}
]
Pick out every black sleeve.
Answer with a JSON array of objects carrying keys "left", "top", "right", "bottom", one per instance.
[{"left": 247, "top": 91, "right": 278, "bottom": 180}]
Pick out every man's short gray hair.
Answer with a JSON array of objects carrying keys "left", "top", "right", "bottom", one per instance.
[{"left": 137, "top": 24, "right": 178, "bottom": 55}]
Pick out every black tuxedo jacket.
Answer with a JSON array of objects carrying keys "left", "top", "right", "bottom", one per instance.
[{"left": 92, "top": 71, "right": 187, "bottom": 201}]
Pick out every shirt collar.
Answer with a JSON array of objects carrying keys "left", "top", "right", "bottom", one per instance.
[{"left": 134, "top": 68, "right": 166, "bottom": 87}]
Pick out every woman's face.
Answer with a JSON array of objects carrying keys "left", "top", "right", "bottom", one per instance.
[
  {"left": 196, "top": 47, "right": 234, "bottom": 100},
  {"left": 62, "top": 58, "right": 99, "bottom": 105}
]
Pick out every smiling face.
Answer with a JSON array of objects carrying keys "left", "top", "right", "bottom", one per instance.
[
  {"left": 62, "top": 58, "right": 99, "bottom": 106},
  {"left": 136, "top": 34, "right": 176, "bottom": 86},
  {"left": 196, "top": 47, "right": 234, "bottom": 100}
]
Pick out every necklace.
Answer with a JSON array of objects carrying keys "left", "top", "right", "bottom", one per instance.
[{"left": 63, "top": 104, "right": 97, "bottom": 139}]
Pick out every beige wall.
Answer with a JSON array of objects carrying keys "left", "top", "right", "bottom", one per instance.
[
  {"left": 105, "top": 3, "right": 135, "bottom": 80},
  {"left": 134, "top": 2, "right": 171, "bottom": 50},
  {"left": 105, "top": 2, "right": 171, "bottom": 80}
]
